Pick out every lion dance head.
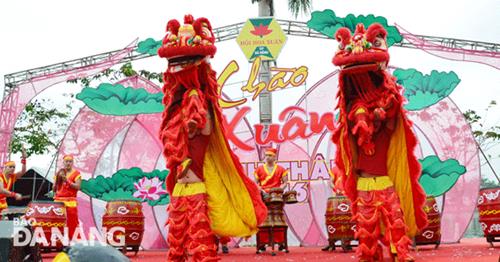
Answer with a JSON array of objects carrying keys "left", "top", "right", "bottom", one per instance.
[
  {"left": 332, "top": 23, "right": 396, "bottom": 104},
  {"left": 158, "top": 14, "right": 216, "bottom": 73},
  {"left": 158, "top": 15, "right": 220, "bottom": 187},
  {"left": 332, "top": 23, "right": 389, "bottom": 73}
]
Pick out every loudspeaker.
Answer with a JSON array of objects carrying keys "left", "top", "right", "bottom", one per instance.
[{"left": 0, "top": 221, "right": 41, "bottom": 262}]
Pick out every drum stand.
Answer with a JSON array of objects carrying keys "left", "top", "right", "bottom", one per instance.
[
  {"left": 116, "top": 245, "right": 140, "bottom": 256},
  {"left": 256, "top": 192, "right": 290, "bottom": 256},
  {"left": 485, "top": 236, "right": 500, "bottom": 247},
  {"left": 321, "top": 239, "right": 354, "bottom": 252},
  {"left": 413, "top": 239, "right": 440, "bottom": 250},
  {"left": 256, "top": 226, "right": 289, "bottom": 256}
]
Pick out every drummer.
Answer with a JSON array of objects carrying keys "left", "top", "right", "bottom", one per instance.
[
  {"left": 0, "top": 147, "right": 27, "bottom": 214},
  {"left": 254, "top": 147, "right": 289, "bottom": 253},
  {"left": 254, "top": 148, "right": 289, "bottom": 193},
  {"left": 53, "top": 155, "right": 82, "bottom": 242}
]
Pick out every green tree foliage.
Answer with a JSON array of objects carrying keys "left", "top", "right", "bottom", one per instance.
[
  {"left": 66, "top": 62, "right": 163, "bottom": 87},
  {"left": 481, "top": 177, "right": 499, "bottom": 189},
  {"left": 287, "top": 0, "right": 311, "bottom": 17},
  {"left": 463, "top": 100, "right": 500, "bottom": 185},
  {"left": 11, "top": 97, "right": 73, "bottom": 157},
  {"left": 463, "top": 100, "right": 500, "bottom": 155},
  {"left": 250, "top": 0, "right": 311, "bottom": 18}
]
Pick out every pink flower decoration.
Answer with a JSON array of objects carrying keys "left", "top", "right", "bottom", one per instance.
[{"left": 133, "top": 177, "right": 167, "bottom": 201}]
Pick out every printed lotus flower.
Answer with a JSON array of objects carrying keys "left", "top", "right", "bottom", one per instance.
[
  {"left": 133, "top": 177, "right": 167, "bottom": 201},
  {"left": 251, "top": 24, "right": 272, "bottom": 37}
]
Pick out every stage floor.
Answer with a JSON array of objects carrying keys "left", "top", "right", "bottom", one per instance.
[{"left": 42, "top": 238, "right": 498, "bottom": 261}]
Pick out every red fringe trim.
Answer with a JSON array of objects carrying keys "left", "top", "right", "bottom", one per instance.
[
  {"left": 159, "top": 61, "right": 267, "bottom": 227},
  {"left": 357, "top": 243, "right": 378, "bottom": 257},
  {"left": 332, "top": 70, "right": 428, "bottom": 233},
  {"left": 166, "top": 195, "right": 219, "bottom": 261},
  {"left": 181, "top": 89, "right": 207, "bottom": 130},
  {"left": 355, "top": 227, "right": 381, "bottom": 240},
  {"left": 353, "top": 210, "right": 382, "bottom": 225}
]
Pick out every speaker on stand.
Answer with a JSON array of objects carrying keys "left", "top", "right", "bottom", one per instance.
[{"left": 0, "top": 221, "right": 42, "bottom": 262}]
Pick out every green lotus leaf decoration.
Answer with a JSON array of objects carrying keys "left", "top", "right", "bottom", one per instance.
[
  {"left": 76, "top": 83, "right": 164, "bottom": 115},
  {"left": 307, "top": 9, "right": 403, "bottom": 46},
  {"left": 81, "top": 168, "right": 170, "bottom": 206},
  {"left": 418, "top": 155, "right": 466, "bottom": 197},
  {"left": 395, "top": 68, "right": 460, "bottom": 111}
]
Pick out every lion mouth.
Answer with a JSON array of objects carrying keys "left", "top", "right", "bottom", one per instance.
[
  {"left": 340, "top": 62, "right": 386, "bottom": 73},
  {"left": 167, "top": 55, "right": 209, "bottom": 73},
  {"left": 167, "top": 55, "right": 205, "bottom": 66}
]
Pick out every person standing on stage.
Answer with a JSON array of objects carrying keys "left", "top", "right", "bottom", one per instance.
[
  {"left": 254, "top": 147, "right": 289, "bottom": 253},
  {"left": 0, "top": 147, "right": 27, "bottom": 214},
  {"left": 53, "top": 155, "right": 81, "bottom": 242},
  {"left": 216, "top": 236, "right": 230, "bottom": 254},
  {"left": 254, "top": 148, "right": 289, "bottom": 193},
  {"left": 158, "top": 14, "right": 266, "bottom": 261},
  {"left": 330, "top": 24, "right": 427, "bottom": 261}
]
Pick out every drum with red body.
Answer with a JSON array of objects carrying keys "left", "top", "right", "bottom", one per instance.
[
  {"left": 268, "top": 187, "right": 284, "bottom": 204},
  {"left": 102, "top": 200, "right": 144, "bottom": 252},
  {"left": 260, "top": 188, "right": 287, "bottom": 228},
  {"left": 477, "top": 187, "right": 500, "bottom": 244},
  {"left": 325, "top": 195, "right": 355, "bottom": 242},
  {"left": 257, "top": 187, "right": 288, "bottom": 255},
  {"left": 283, "top": 190, "right": 298, "bottom": 204},
  {"left": 415, "top": 196, "right": 441, "bottom": 248},
  {"left": 24, "top": 201, "right": 66, "bottom": 250}
]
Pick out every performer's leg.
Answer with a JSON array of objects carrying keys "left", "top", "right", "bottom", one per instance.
[
  {"left": 219, "top": 236, "right": 230, "bottom": 254},
  {"left": 186, "top": 194, "right": 219, "bottom": 262},
  {"left": 219, "top": 236, "right": 230, "bottom": 245},
  {"left": 381, "top": 189, "right": 413, "bottom": 262},
  {"left": 354, "top": 191, "right": 383, "bottom": 262},
  {"left": 167, "top": 196, "right": 189, "bottom": 262},
  {"left": 65, "top": 206, "right": 79, "bottom": 241}
]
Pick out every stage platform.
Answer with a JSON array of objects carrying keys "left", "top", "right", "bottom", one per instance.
[{"left": 41, "top": 238, "right": 498, "bottom": 261}]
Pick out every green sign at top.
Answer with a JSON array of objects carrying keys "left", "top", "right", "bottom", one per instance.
[{"left": 236, "top": 18, "right": 287, "bottom": 61}]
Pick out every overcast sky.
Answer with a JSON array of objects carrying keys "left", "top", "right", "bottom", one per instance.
[{"left": 0, "top": 0, "right": 499, "bottom": 179}]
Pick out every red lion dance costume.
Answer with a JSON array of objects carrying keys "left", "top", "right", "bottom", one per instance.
[
  {"left": 331, "top": 23, "right": 428, "bottom": 262},
  {"left": 158, "top": 15, "right": 267, "bottom": 261}
]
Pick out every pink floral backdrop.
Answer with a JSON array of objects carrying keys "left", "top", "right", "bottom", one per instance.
[{"left": 50, "top": 67, "right": 478, "bottom": 249}]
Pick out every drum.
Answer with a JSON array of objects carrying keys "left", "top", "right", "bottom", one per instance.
[
  {"left": 283, "top": 190, "right": 298, "bottom": 204},
  {"left": 260, "top": 199, "right": 287, "bottom": 228},
  {"left": 324, "top": 195, "right": 355, "bottom": 247},
  {"left": 477, "top": 187, "right": 500, "bottom": 245},
  {"left": 415, "top": 196, "right": 441, "bottom": 248},
  {"left": 102, "top": 200, "right": 144, "bottom": 253},
  {"left": 24, "top": 201, "right": 66, "bottom": 250},
  {"left": 1, "top": 207, "right": 26, "bottom": 221},
  {"left": 257, "top": 188, "right": 288, "bottom": 254},
  {"left": 268, "top": 188, "right": 284, "bottom": 203}
]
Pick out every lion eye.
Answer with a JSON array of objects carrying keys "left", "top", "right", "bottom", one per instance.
[
  {"left": 201, "top": 27, "right": 212, "bottom": 38},
  {"left": 374, "top": 40, "right": 382, "bottom": 47}
]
